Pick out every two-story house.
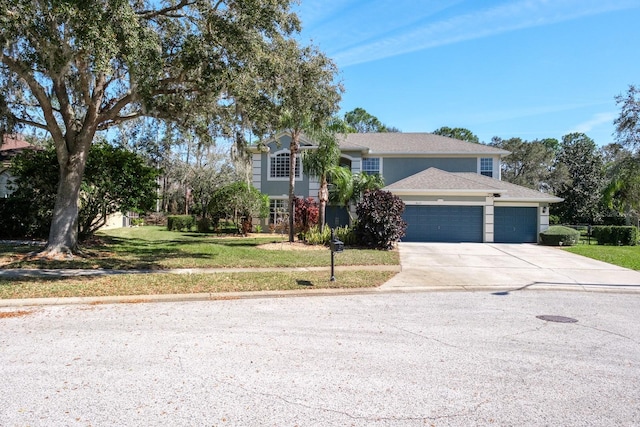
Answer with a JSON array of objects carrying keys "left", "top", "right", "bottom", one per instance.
[{"left": 250, "top": 132, "right": 562, "bottom": 243}]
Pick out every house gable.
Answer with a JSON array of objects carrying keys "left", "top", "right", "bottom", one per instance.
[{"left": 251, "top": 133, "right": 314, "bottom": 200}]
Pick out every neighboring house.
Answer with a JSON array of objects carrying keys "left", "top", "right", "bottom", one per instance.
[
  {"left": 0, "top": 134, "right": 35, "bottom": 198},
  {"left": 250, "top": 132, "right": 562, "bottom": 243}
]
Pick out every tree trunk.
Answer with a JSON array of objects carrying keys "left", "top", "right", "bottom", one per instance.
[
  {"left": 318, "top": 176, "right": 328, "bottom": 232},
  {"left": 288, "top": 133, "right": 300, "bottom": 242},
  {"left": 43, "top": 137, "right": 91, "bottom": 257}
]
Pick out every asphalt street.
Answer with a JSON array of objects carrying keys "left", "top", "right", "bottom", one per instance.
[{"left": 1, "top": 291, "right": 639, "bottom": 426}]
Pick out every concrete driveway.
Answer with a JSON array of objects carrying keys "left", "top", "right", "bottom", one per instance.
[{"left": 381, "top": 242, "right": 640, "bottom": 293}]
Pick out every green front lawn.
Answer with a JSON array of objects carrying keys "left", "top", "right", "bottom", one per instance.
[
  {"left": 0, "top": 226, "right": 398, "bottom": 270},
  {"left": 0, "top": 226, "right": 400, "bottom": 300},
  {"left": 564, "top": 245, "right": 640, "bottom": 270},
  {"left": 0, "top": 270, "right": 397, "bottom": 300}
]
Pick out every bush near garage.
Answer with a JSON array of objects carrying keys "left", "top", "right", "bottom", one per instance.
[
  {"left": 355, "top": 190, "right": 407, "bottom": 250},
  {"left": 592, "top": 226, "right": 639, "bottom": 246},
  {"left": 539, "top": 226, "right": 580, "bottom": 246}
]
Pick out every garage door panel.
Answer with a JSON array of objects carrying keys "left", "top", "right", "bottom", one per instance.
[
  {"left": 494, "top": 207, "right": 538, "bottom": 243},
  {"left": 403, "top": 206, "right": 483, "bottom": 242}
]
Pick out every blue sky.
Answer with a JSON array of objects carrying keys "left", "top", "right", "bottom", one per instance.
[{"left": 293, "top": 0, "right": 640, "bottom": 145}]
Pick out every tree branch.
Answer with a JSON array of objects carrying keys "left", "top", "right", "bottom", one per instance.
[
  {"left": 14, "top": 117, "right": 49, "bottom": 131},
  {"left": 98, "top": 91, "right": 137, "bottom": 125},
  {"left": 1, "top": 54, "right": 65, "bottom": 145},
  {"left": 136, "top": 0, "right": 197, "bottom": 19},
  {"left": 51, "top": 76, "right": 77, "bottom": 134},
  {"left": 76, "top": 58, "right": 93, "bottom": 105},
  {"left": 81, "top": 72, "right": 106, "bottom": 135},
  {"left": 96, "top": 112, "right": 144, "bottom": 130}
]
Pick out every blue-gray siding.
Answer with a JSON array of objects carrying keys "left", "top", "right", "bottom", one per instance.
[{"left": 383, "top": 158, "right": 478, "bottom": 185}]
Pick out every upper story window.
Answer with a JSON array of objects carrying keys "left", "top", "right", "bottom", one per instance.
[
  {"left": 480, "top": 158, "right": 493, "bottom": 177},
  {"left": 269, "top": 151, "right": 301, "bottom": 180},
  {"left": 361, "top": 157, "right": 381, "bottom": 176}
]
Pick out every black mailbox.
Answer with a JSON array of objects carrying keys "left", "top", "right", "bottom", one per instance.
[
  {"left": 329, "top": 229, "right": 344, "bottom": 282},
  {"left": 330, "top": 238, "right": 344, "bottom": 253}
]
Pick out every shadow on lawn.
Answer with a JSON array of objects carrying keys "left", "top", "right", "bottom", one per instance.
[{"left": 0, "top": 234, "right": 265, "bottom": 271}]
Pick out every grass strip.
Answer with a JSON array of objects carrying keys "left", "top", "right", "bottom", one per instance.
[
  {"left": 0, "top": 270, "right": 397, "bottom": 300},
  {"left": 564, "top": 245, "right": 640, "bottom": 270}
]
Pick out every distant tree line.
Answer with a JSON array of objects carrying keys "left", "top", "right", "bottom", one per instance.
[{"left": 429, "top": 85, "right": 640, "bottom": 226}]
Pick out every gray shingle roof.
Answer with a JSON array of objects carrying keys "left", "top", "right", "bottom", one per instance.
[
  {"left": 384, "top": 168, "right": 503, "bottom": 192},
  {"left": 455, "top": 172, "right": 562, "bottom": 201},
  {"left": 384, "top": 168, "right": 562, "bottom": 202},
  {"left": 337, "top": 133, "right": 509, "bottom": 155}
]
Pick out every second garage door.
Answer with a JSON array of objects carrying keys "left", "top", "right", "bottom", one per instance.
[
  {"left": 494, "top": 207, "right": 538, "bottom": 243},
  {"left": 403, "top": 205, "right": 483, "bottom": 242}
]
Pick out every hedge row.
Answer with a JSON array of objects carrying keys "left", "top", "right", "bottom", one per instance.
[
  {"left": 167, "top": 215, "right": 195, "bottom": 232},
  {"left": 592, "top": 226, "right": 639, "bottom": 246}
]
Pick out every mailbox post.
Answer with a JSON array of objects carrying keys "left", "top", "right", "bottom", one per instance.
[{"left": 329, "top": 228, "right": 344, "bottom": 281}]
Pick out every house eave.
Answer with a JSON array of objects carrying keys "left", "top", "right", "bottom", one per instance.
[
  {"left": 387, "top": 189, "right": 506, "bottom": 196},
  {"left": 496, "top": 197, "right": 564, "bottom": 204},
  {"left": 368, "top": 151, "right": 509, "bottom": 157}
]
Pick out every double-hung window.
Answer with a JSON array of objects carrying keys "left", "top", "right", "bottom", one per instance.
[
  {"left": 480, "top": 158, "right": 493, "bottom": 177},
  {"left": 361, "top": 157, "right": 381, "bottom": 176}
]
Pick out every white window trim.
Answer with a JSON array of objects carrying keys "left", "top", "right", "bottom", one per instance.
[
  {"left": 268, "top": 197, "right": 289, "bottom": 225},
  {"left": 267, "top": 149, "right": 303, "bottom": 182},
  {"left": 361, "top": 157, "right": 383, "bottom": 177},
  {"left": 479, "top": 157, "right": 494, "bottom": 178}
]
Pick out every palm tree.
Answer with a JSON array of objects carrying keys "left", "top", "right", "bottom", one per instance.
[
  {"left": 354, "top": 172, "right": 385, "bottom": 196},
  {"left": 328, "top": 169, "right": 384, "bottom": 219},
  {"left": 302, "top": 128, "right": 341, "bottom": 231}
]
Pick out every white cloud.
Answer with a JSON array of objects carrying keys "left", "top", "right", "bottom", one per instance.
[
  {"left": 330, "top": 0, "right": 640, "bottom": 67},
  {"left": 570, "top": 112, "right": 617, "bottom": 134}
]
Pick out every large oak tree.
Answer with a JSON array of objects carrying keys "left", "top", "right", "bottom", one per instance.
[{"left": 0, "top": 0, "right": 305, "bottom": 256}]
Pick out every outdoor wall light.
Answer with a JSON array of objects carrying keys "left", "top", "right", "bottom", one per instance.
[{"left": 542, "top": 206, "right": 548, "bottom": 214}]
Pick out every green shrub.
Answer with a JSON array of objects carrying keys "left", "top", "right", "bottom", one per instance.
[
  {"left": 302, "top": 225, "right": 356, "bottom": 247},
  {"left": 196, "top": 217, "right": 212, "bottom": 233},
  {"left": 335, "top": 225, "right": 357, "bottom": 246},
  {"left": 167, "top": 215, "right": 195, "bottom": 231},
  {"left": 304, "top": 225, "right": 331, "bottom": 245},
  {"left": 592, "top": 226, "right": 639, "bottom": 246},
  {"left": 539, "top": 226, "right": 580, "bottom": 246},
  {"left": 131, "top": 218, "right": 145, "bottom": 226},
  {"left": 254, "top": 225, "right": 263, "bottom": 234},
  {"left": 215, "top": 220, "right": 241, "bottom": 234},
  {"left": 355, "top": 190, "right": 407, "bottom": 250}
]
